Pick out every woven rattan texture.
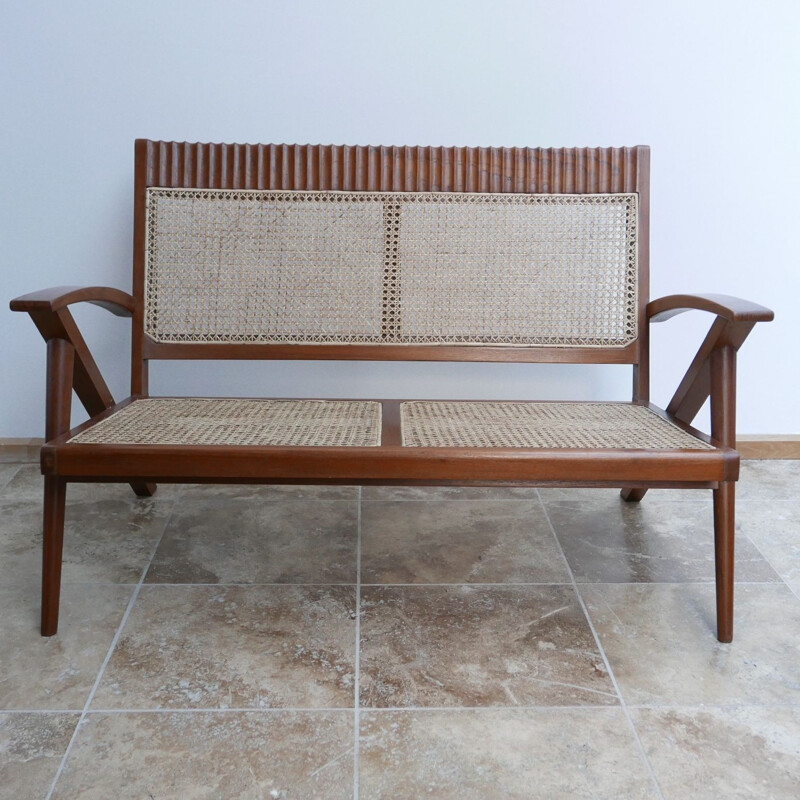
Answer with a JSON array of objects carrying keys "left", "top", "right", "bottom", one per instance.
[
  {"left": 145, "top": 190, "right": 385, "bottom": 344},
  {"left": 144, "top": 189, "right": 638, "bottom": 347},
  {"left": 68, "top": 399, "right": 382, "bottom": 447},
  {"left": 400, "top": 402, "right": 713, "bottom": 450}
]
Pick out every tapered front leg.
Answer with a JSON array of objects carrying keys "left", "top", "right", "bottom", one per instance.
[
  {"left": 713, "top": 481, "right": 735, "bottom": 643},
  {"left": 41, "top": 336, "right": 74, "bottom": 636},
  {"left": 41, "top": 477, "right": 67, "bottom": 636}
]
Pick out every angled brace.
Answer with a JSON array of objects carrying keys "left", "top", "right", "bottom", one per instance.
[
  {"left": 621, "top": 294, "right": 773, "bottom": 503},
  {"left": 10, "top": 287, "right": 156, "bottom": 498}
]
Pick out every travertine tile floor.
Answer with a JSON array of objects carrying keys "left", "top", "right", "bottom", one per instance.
[{"left": 1, "top": 460, "right": 799, "bottom": 798}]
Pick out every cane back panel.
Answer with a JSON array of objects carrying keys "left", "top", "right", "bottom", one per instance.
[{"left": 134, "top": 142, "right": 650, "bottom": 361}]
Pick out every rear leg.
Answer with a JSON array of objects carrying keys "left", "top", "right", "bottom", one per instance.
[
  {"left": 620, "top": 487, "right": 647, "bottom": 502},
  {"left": 41, "top": 477, "right": 67, "bottom": 636},
  {"left": 713, "top": 481, "right": 735, "bottom": 643}
]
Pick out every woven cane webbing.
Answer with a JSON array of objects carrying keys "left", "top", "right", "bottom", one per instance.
[
  {"left": 68, "top": 399, "right": 382, "bottom": 447},
  {"left": 400, "top": 402, "right": 713, "bottom": 450},
  {"left": 396, "top": 194, "right": 638, "bottom": 346},
  {"left": 144, "top": 189, "right": 638, "bottom": 348},
  {"left": 145, "top": 190, "right": 386, "bottom": 344}
]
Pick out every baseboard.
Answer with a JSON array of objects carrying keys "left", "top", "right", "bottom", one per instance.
[
  {"left": 0, "top": 438, "right": 43, "bottom": 463},
  {"left": 1, "top": 436, "right": 798, "bottom": 462},
  {"left": 735, "top": 435, "right": 800, "bottom": 460}
]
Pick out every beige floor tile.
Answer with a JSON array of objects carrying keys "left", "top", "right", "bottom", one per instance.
[
  {"left": 361, "top": 500, "right": 569, "bottom": 584},
  {"left": 539, "top": 486, "right": 709, "bottom": 502},
  {"left": 582, "top": 583, "right": 800, "bottom": 706},
  {"left": 52, "top": 711, "right": 353, "bottom": 799},
  {"left": 0, "top": 464, "right": 42, "bottom": 503},
  {"left": 547, "top": 497, "right": 778, "bottom": 583},
  {"left": 362, "top": 485, "right": 539, "bottom": 501},
  {"left": 146, "top": 496, "right": 357, "bottom": 584},
  {"left": 0, "top": 464, "right": 180, "bottom": 505},
  {"left": 0, "top": 464, "right": 21, "bottom": 493},
  {"left": 359, "top": 585, "right": 617, "bottom": 708},
  {"left": 0, "top": 493, "right": 174, "bottom": 586},
  {"left": 0, "top": 583, "right": 134, "bottom": 710},
  {"left": 632, "top": 705, "right": 800, "bottom": 799},
  {"left": 737, "top": 460, "right": 800, "bottom": 501},
  {"left": 0, "top": 713, "right": 78, "bottom": 798},
  {"left": 181, "top": 482, "right": 358, "bottom": 501},
  {"left": 92, "top": 585, "right": 356, "bottom": 710},
  {"left": 738, "top": 502, "right": 800, "bottom": 594},
  {"left": 359, "top": 708, "right": 657, "bottom": 799}
]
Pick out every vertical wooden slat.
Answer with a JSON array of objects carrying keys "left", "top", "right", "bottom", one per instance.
[
  {"left": 416, "top": 146, "right": 427, "bottom": 191},
  {"left": 476, "top": 148, "right": 487, "bottom": 192},
  {"left": 364, "top": 146, "right": 375, "bottom": 190},
  {"left": 452, "top": 147, "right": 463, "bottom": 192},
  {"left": 463, "top": 147, "right": 474, "bottom": 192},
  {"left": 255, "top": 144, "right": 265, "bottom": 189},
  {"left": 430, "top": 147, "right": 441, "bottom": 192},
  {"left": 551, "top": 148, "right": 562, "bottom": 193},
  {"left": 511, "top": 148, "right": 522, "bottom": 192},
  {"left": 316, "top": 146, "right": 327, "bottom": 190},
  {"left": 378, "top": 146, "right": 389, "bottom": 191},
  {"left": 623, "top": 146, "right": 635, "bottom": 193},
  {"left": 539, "top": 148, "right": 550, "bottom": 193},
  {"left": 389, "top": 146, "right": 401, "bottom": 191},
  {"left": 587, "top": 148, "right": 598, "bottom": 194},
  {"left": 564, "top": 148, "right": 575, "bottom": 193},
  {"left": 488, "top": 148, "right": 498, "bottom": 192},
  {"left": 599, "top": 147, "right": 611, "bottom": 192},
  {"left": 329, "top": 145, "right": 340, "bottom": 190},
  {"left": 292, "top": 145, "right": 304, "bottom": 190},
  {"left": 610, "top": 147, "right": 621, "bottom": 193},
  {"left": 170, "top": 142, "right": 181, "bottom": 187},
  {"left": 182, "top": 143, "right": 194, "bottom": 188}
]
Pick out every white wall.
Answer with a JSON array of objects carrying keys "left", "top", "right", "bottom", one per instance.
[{"left": 2, "top": 0, "right": 798, "bottom": 436}]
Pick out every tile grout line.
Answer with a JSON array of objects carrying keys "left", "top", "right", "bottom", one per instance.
[
  {"left": 81, "top": 703, "right": 628, "bottom": 714},
  {"left": 45, "top": 487, "right": 181, "bottom": 800},
  {"left": 739, "top": 530, "right": 800, "bottom": 600},
  {"left": 17, "top": 697, "right": 794, "bottom": 715},
  {"left": 353, "top": 487, "right": 362, "bottom": 800},
  {"left": 0, "top": 463, "right": 22, "bottom": 493},
  {"left": 535, "top": 488, "right": 667, "bottom": 800}
]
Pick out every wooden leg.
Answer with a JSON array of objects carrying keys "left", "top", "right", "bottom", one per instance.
[
  {"left": 42, "top": 338, "right": 74, "bottom": 637},
  {"left": 42, "top": 477, "right": 67, "bottom": 636},
  {"left": 131, "top": 481, "right": 157, "bottom": 497},
  {"left": 620, "top": 487, "right": 648, "bottom": 502},
  {"left": 713, "top": 481, "right": 735, "bottom": 643}
]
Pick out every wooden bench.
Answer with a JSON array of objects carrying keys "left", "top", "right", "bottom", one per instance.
[{"left": 11, "top": 141, "right": 773, "bottom": 641}]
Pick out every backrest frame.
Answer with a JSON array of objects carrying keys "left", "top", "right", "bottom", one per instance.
[{"left": 132, "top": 141, "right": 651, "bottom": 400}]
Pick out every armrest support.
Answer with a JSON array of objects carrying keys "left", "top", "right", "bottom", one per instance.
[
  {"left": 11, "top": 285, "right": 154, "bottom": 497},
  {"left": 622, "top": 293, "right": 772, "bottom": 504},
  {"left": 10, "top": 286, "right": 135, "bottom": 317},
  {"left": 648, "top": 293, "right": 773, "bottom": 444},
  {"left": 648, "top": 293, "right": 774, "bottom": 324}
]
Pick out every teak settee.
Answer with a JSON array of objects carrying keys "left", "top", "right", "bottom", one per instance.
[{"left": 11, "top": 141, "right": 773, "bottom": 641}]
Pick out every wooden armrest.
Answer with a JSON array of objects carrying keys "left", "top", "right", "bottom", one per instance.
[
  {"left": 10, "top": 286, "right": 135, "bottom": 317},
  {"left": 648, "top": 293, "right": 774, "bottom": 324},
  {"left": 12, "top": 285, "right": 155, "bottom": 498}
]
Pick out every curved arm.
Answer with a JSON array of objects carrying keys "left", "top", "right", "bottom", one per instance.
[
  {"left": 648, "top": 293, "right": 774, "bottom": 324},
  {"left": 623, "top": 292, "right": 772, "bottom": 505},
  {"left": 10, "top": 286, "right": 135, "bottom": 317}
]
